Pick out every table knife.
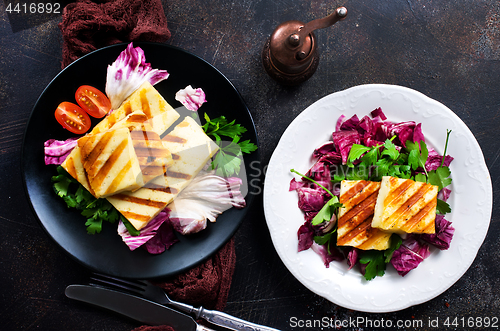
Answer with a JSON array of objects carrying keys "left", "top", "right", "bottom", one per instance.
[{"left": 65, "top": 284, "right": 214, "bottom": 330}]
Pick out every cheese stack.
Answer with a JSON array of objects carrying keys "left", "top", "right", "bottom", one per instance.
[
  {"left": 337, "top": 180, "right": 392, "bottom": 250},
  {"left": 106, "top": 116, "right": 219, "bottom": 230}
]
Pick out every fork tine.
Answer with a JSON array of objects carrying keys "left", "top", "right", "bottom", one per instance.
[{"left": 90, "top": 272, "right": 147, "bottom": 294}]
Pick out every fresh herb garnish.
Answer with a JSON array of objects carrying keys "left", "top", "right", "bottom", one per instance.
[
  {"left": 359, "top": 234, "right": 402, "bottom": 281},
  {"left": 52, "top": 166, "right": 121, "bottom": 234},
  {"left": 202, "top": 114, "right": 257, "bottom": 176}
]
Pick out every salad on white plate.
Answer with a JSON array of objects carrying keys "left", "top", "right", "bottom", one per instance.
[{"left": 263, "top": 84, "right": 492, "bottom": 312}]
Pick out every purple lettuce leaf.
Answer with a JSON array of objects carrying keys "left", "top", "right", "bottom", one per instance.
[
  {"left": 339, "top": 114, "right": 360, "bottom": 131},
  {"left": 419, "top": 215, "right": 455, "bottom": 250},
  {"left": 310, "top": 242, "right": 345, "bottom": 267},
  {"left": 297, "top": 221, "right": 314, "bottom": 252},
  {"left": 44, "top": 138, "right": 78, "bottom": 165},
  {"left": 390, "top": 235, "right": 431, "bottom": 276},
  {"left": 331, "top": 130, "right": 360, "bottom": 164},
  {"left": 105, "top": 43, "right": 170, "bottom": 109},
  {"left": 175, "top": 85, "right": 207, "bottom": 111},
  {"left": 144, "top": 219, "right": 180, "bottom": 254},
  {"left": 412, "top": 123, "right": 425, "bottom": 144},
  {"left": 296, "top": 187, "right": 330, "bottom": 212},
  {"left": 347, "top": 248, "right": 359, "bottom": 270},
  {"left": 117, "top": 210, "right": 172, "bottom": 251},
  {"left": 426, "top": 147, "right": 454, "bottom": 171},
  {"left": 387, "top": 121, "right": 416, "bottom": 147},
  {"left": 370, "top": 107, "right": 387, "bottom": 120},
  {"left": 438, "top": 187, "right": 452, "bottom": 202}
]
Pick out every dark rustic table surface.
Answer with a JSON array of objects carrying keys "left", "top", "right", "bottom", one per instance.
[{"left": 1, "top": 1, "right": 499, "bottom": 330}]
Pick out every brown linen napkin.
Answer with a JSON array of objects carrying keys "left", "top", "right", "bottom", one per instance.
[
  {"left": 58, "top": 1, "right": 238, "bottom": 328},
  {"left": 59, "top": 0, "right": 171, "bottom": 68}
]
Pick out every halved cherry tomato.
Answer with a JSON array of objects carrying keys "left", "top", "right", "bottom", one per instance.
[
  {"left": 75, "top": 85, "right": 111, "bottom": 118},
  {"left": 55, "top": 102, "right": 91, "bottom": 134}
]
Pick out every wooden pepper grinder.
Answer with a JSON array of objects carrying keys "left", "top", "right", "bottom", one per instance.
[{"left": 262, "top": 7, "right": 347, "bottom": 85}]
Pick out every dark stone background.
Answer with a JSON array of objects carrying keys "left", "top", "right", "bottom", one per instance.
[{"left": 1, "top": 0, "right": 498, "bottom": 330}]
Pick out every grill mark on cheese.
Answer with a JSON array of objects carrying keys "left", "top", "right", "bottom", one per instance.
[
  {"left": 383, "top": 178, "right": 414, "bottom": 209},
  {"left": 82, "top": 131, "right": 114, "bottom": 178},
  {"left": 341, "top": 180, "right": 379, "bottom": 209},
  {"left": 127, "top": 113, "right": 148, "bottom": 123},
  {"left": 339, "top": 189, "right": 378, "bottom": 224},
  {"left": 112, "top": 193, "right": 167, "bottom": 209},
  {"left": 382, "top": 182, "right": 435, "bottom": 232},
  {"left": 337, "top": 181, "right": 391, "bottom": 250},
  {"left": 399, "top": 186, "right": 437, "bottom": 232},
  {"left": 166, "top": 170, "right": 191, "bottom": 180},
  {"left": 104, "top": 158, "right": 134, "bottom": 196},
  {"left": 143, "top": 182, "right": 179, "bottom": 194},
  {"left": 163, "top": 134, "right": 187, "bottom": 143},
  {"left": 338, "top": 216, "right": 373, "bottom": 245},
  {"left": 119, "top": 210, "right": 151, "bottom": 223},
  {"left": 93, "top": 138, "right": 128, "bottom": 192},
  {"left": 171, "top": 153, "right": 180, "bottom": 160},
  {"left": 140, "top": 89, "right": 151, "bottom": 118},
  {"left": 123, "top": 101, "right": 133, "bottom": 116},
  {"left": 404, "top": 199, "right": 437, "bottom": 232}
]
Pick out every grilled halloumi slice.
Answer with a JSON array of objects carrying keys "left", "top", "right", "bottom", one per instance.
[
  {"left": 106, "top": 116, "right": 219, "bottom": 230},
  {"left": 61, "top": 145, "right": 93, "bottom": 195},
  {"left": 91, "top": 81, "right": 180, "bottom": 136},
  {"left": 337, "top": 180, "right": 392, "bottom": 250},
  {"left": 111, "top": 110, "right": 174, "bottom": 184},
  {"left": 372, "top": 176, "right": 437, "bottom": 234},
  {"left": 79, "top": 128, "right": 144, "bottom": 198}
]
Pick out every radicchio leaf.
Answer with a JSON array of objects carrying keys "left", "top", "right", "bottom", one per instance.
[
  {"left": 105, "top": 43, "right": 169, "bottom": 109},
  {"left": 175, "top": 85, "right": 207, "bottom": 111},
  {"left": 44, "top": 138, "right": 77, "bottom": 165},
  {"left": 117, "top": 210, "right": 172, "bottom": 251},
  {"left": 310, "top": 242, "right": 344, "bottom": 267},
  {"left": 420, "top": 215, "right": 455, "bottom": 250},
  {"left": 390, "top": 235, "right": 431, "bottom": 276}
]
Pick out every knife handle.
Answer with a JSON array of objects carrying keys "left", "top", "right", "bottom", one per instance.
[{"left": 198, "top": 308, "right": 281, "bottom": 331}]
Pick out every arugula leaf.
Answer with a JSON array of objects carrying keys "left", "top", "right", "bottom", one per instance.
[
  {"left": 311, "top": 196, "right": 342, "bottom": 226},
  {"left": 314, "top": 232, "right": 335, "bottom": 245},
  {"left": 52, "top": 166, "right": 121, "bottom": 234},
  {"left": 202, "top": 114, "right": 257, "bottom": 176}
]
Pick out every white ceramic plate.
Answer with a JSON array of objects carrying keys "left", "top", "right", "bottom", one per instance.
[{"left": 263, "top": 84, "right": 492, "bottom": 313}]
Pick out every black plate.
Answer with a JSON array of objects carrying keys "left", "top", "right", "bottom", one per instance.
[{"left": 22, "top": 42, "right": 259, "bottom": 279}]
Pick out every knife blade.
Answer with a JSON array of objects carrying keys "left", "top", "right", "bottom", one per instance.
[{"left": 65, "top": 284, "right": 214, "bottom": 331}]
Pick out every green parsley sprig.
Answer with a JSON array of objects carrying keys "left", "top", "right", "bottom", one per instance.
[
  {"left": 202, "top": 114, "right": 257, "bottom": 176},
  {"left": 359, "top": 234, "right": 402, "bottom": 281},
  {"left": 51, "top": 166, "right": 133, "bottom": 235}
]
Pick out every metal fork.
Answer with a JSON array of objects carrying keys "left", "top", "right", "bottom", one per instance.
[{"left": 90, "top": 273, "right": 281, "bottom": 331}]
